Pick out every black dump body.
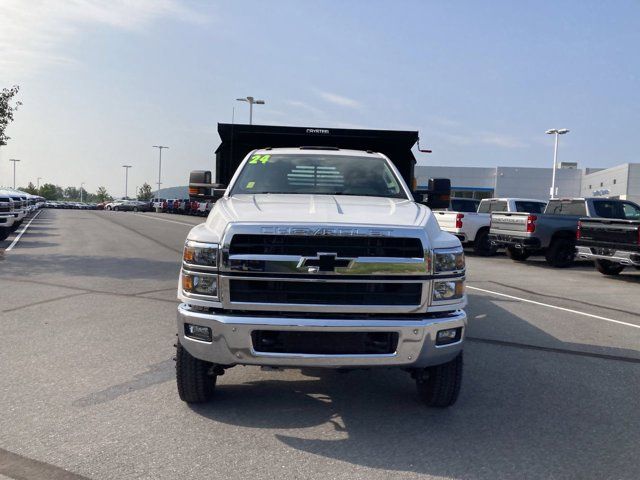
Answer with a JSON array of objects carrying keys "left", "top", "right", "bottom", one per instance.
[{"left": 215, "top": 123, "right": 419, "bottom": 186}]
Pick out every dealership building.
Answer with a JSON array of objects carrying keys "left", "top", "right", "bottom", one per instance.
[{"left": 415, "top": 162, "right": 640, "bottom": 204}]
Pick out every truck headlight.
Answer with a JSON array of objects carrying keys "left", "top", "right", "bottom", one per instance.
[
  {"left": 183, "top": 241, "right": 218, "bottom": 269},
  {"left": 433, "top": 248, "right": 465, "bottom": 273},
  {"left": 182, "top": 271, "right": 218, "bottom": 297},
  {"left": 433, "top": 279, "right": 465, "bottom": 301}
]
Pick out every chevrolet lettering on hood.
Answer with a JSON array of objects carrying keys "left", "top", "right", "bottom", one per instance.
[{"left": 260, "top": 226, "right": 392, "bottom": 237}]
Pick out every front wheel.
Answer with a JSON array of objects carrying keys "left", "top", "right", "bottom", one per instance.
[
  {"left": 133, "top": 207, "right": 138, "bottom": 212},
  {"left": 0, "top": 228, "right": 9, "bottom": 241},
  {"left": 545, "top": 238, "right": 575, "bottom": 268},
  {"left": 473, "top": 230, "right": 497, "bottom": 256},
  {"left": 594, "top": 259, "right": 624, "bottom": 276},
  {"left": 506, "top": 246, "right": 530, "bottom": 261},
  {"left": 176, "top": 341, "right": 216, "bottom": 403},
  {"left": 415, "top": 353, "right": 463, "bottom": 408}
]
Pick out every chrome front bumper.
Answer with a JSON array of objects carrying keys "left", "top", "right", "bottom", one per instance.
[
  {"left": 177, "top": 304, "right": 466, "bottom": 369},
  {"left": 0, "top": 214, "right": 15, "bottom": 228},
  {"left": 576, "top": 246, "right": 640, "bottom": 266}
]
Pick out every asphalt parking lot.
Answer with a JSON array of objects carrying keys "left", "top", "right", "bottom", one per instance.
[{"left": 1, "top": 209, "right": 639, "bottom": 480}]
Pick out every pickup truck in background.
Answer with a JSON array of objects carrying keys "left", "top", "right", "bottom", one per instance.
[
  {"left": 489, "top": 198, "right": 637, "bottom": 267},
  {"left": 576, "top": 200, "right": 640, "bottom": 275},
  {"left": 177, "top": 124, "right": 467, "bottom": 408},
  {"left": 434, "top": 198, "right": 547, "bottom": 256},
  {"left": 0, "top": 194, "right": 16, "bottom": 241}
]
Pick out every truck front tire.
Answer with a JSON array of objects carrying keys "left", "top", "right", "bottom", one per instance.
[
  {"left": 176, "top": 341, "right": 217, "bottom": 403},
  {"left": 594, "top": 259, "right": 624, "bottom": 276},
  {"left": 506, "top": 246, "right": 530, "bottom": 261},
  {"left": 415, "top": 353, "right": 463, "bottom": 408},
  {"left": 545, "top": 238, "right": 575, "bottom": 268}
]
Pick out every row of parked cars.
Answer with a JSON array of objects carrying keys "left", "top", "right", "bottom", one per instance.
[
  {"left": 44, "top": 201, "right": 98, "bottom": 209},
  {"left": 435, "top": 196, "right": 640, "bottom": 277},
  {"left": 149, "top": 198, "right": 213, "bottom": 216},
  {"left": 0, "top": 188, "right": 45, "bottom": 241}
]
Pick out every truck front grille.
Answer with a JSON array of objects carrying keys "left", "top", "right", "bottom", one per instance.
[
  {"left": 229, "top": 234, "right": 423, "bottom": 258},
  {"left": 229, "top": 279, "right": 422, "bottom": 306},
  {"left": 251, "top": 330, "right": 398, "bottom": 355}
]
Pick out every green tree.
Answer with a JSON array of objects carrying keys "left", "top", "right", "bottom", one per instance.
[
  {"left": 137, "top": 182, "right": 153, "bottom": 201},
  {"left": 95, "top": 186, "right": 110, "bottom": 202},
  {"left": 39, "top": 183, "right": 61, "bottom": 200},
  {"left": 0, "top": 85, "right": 22, "bottom": 146},
  {"left": 22, "top": 182, "right": 38, "bottom": 195},
  {"left": 64, "top": 186, "right": 79, "bottom": 200}
]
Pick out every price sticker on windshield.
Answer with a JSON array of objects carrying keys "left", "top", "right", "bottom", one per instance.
[{"left": 249, "top": 154, "right": 271, "bottom": 164}]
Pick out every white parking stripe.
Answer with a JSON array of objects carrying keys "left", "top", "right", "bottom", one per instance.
[
  {"left": 113, "top": 212, "right": 200, "bottom": 227},
  {"left": 5, "top": 210, "right": 43, "bottom": 252},
  {"left": 467, "top": 285, "right": 640, "bottom": 330}
]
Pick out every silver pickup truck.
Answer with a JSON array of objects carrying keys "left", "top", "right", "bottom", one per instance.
[
  {"left": 176, "top": 147, "right": 467, "bottom": 408},
  {"left": 489, "top": 198, "right": 636, "bottom": 267}
]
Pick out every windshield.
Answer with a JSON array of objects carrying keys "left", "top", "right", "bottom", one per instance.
[
  {"left": 515, "top": 201, "right": 546, "bottom": 213},
  {"left": 592, "top": 200, "right": 640, "bottom": 219},
  {"left": 230, "top": 153, "right": 407, "bottom": 198}
]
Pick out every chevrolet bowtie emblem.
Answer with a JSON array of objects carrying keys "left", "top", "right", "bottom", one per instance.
[{"left": 298, "top": 253, "right": 353, "bottom": 272}]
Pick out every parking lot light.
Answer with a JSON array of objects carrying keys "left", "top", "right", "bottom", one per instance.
[{"left": 545, "top": 128, "right": 570, "bottom": 199}]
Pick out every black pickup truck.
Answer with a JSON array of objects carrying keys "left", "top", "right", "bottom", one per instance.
[{"left": 575, "top": 200, "right": 640, "bottom": 275}]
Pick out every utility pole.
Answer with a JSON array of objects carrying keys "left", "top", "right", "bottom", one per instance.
[
  {"left": 152, "top": 145, "right": 168, "bottom": 201},
  {"left": 545, "top": 129, "right": 570, "bottom": 199},
  {"left": 9, "top": 158, "right": 20, "bottom": 189},
  {"left": 80, "top": 182, "right": 85, "bottom": 203},
  {"left": 236, "top": 96, "right": 265, "bottom": 125},
  {"left": 122, "top": 165, "right": 132, "bottom": 199}
]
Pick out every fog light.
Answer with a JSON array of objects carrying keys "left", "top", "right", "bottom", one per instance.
[
  {"left": 436, "top": 327, "right": 462, "bottom": 346},
  {"left": 185, "top": 324, "right": 212, "bottom": 342}
]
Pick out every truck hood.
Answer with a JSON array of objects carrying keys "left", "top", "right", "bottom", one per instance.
[{"left": 212, "top": 194, "right": 427, "bottom": 227}]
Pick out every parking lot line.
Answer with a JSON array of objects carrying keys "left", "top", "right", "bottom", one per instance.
[
  {"left": 5, "top": 210, "right": 42, "bottom": 252},
  {"left": 122, "top": 213, "right": 200, "bottom": 227},
  {"left": 467, "top": 285, "right": 640, "bottom": 330}
]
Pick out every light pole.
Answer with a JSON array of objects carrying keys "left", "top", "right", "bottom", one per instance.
[
  {"left": 9, "top": 159, "right": 20, "bottom": 188},
  {"left": 37, "top": 177, "right": 43, "bottom": 189},
  {"left": 152, "top": 145, "right": 168, "bottom": 201},
  {"left": 80, "top": 182, "right": 85, "bottom": 203},
  {"left": 545, "top": 128, "right": 570, "bottom": 199},
  {"left": 236, "top": 96, "right": 265, "bottom": 125},
  {"left": 122, "top": 165, "right": 132, "bottom": 199}
]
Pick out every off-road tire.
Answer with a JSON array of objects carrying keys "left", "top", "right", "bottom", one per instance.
[
  {"left": 545, "top": 238, "right": 575, "bottom": 268},
  {"left": 506, "top": 246, "right": 530, "bottom": 261},
  {"left": 594, "top": 259, "right": 624, "bottom": 276},
  {"left": 473, "top": 229, "right": 497, "bottom": 256},
  {"left": 0, "top": 228, "right": 9, "bottom": 241},
  {"left": 416, "top": 353, "right": 463, "bottom": 408},
  {"left": 176, "top": 341, "right": 216, "bottom": 403}
]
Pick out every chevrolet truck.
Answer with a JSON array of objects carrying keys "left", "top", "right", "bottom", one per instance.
[
  {"left": 0, "top": 193, "right": 16, "bottom": 240},
  {"left": 434, "top": 198, "right": 547, "bottom": 256},
  {"left": 175, "top": 124, "right": 467, "bottom": 408},
  {"left": 575, "top": 199, "right": 640, "bottom": 275},
  {"left": 489, "top": 197, "right": 636, "bottom": 267}
]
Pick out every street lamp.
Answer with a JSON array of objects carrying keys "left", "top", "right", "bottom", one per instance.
[
  {"left": 152, "top": 145, "right": 168, "bottom": 201},
  {"left": 545, "top": 128, "right": 570, "bottom": 199},
  {"left": 122, "top": 165, "right": 132, "bottom": 199},
  {"left": 236, "top": 96, "right": 265, "bottom": 125},
  {"left": 37, "top": 177, "right": 43, "bottom": 189},
  {"left": 9, "top": 159, "right": 20, "bottom": 189},
  {"left": 80, "top": 182, "right": 85, "bottom": 203}
]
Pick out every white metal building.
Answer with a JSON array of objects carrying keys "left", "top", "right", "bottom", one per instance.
[{"left": 415, "top": 163, "right": 640, "bottom": 204}]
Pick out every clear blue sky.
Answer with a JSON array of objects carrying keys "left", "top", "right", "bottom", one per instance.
[{"left": 1, "top": 0, "right": 639, "bottom": 197}]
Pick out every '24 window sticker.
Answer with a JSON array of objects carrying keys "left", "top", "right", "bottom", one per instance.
[{"left": 248, "top": 154, "right": 271, "bottom": 164}]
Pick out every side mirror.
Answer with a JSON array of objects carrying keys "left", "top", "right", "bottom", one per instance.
[
  {"left": 188, "top": 170, "right": 226, "bottom": 201},
  {"left": 413, "top": 178, "right": 451, "bottom": 209}
]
